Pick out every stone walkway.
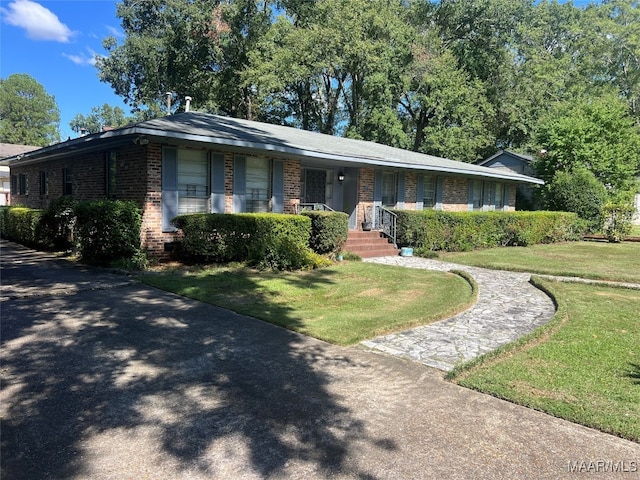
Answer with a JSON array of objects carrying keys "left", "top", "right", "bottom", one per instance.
[{"left": 361, "top": 256, "right": 557, "bottom": 372}]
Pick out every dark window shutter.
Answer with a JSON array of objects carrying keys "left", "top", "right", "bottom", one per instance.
[
  {"left": 396, "top": 173, "right": 405, "bottom": 209},
  {"left": 233, "top": 155, "right": 246, "bottom": 213},
  {"left": 210, "top": 153, "right": 225, "bottom": 213},
  {"left": 272, "top": 159, "right": 284, "bottom": 213},
  {"left": 162, "top": 148, "right": 178, "bottom": 232}
]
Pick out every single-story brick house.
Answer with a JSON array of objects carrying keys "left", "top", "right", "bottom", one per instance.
[{"left": 2, "top": 112, "right": 543, "bottom": 257}]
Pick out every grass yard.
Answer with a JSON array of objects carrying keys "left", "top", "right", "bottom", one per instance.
[
  {"left": 449, "top": 279, "right": 640, "bottom": 442},
  {"left": 438, "top": 241, "right": 640, "bottom": 283},
  {"left": 139, "top": 262, "right": 474, "bottom": 345}
]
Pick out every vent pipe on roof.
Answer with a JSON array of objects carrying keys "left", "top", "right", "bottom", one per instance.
[
  {"left": 166, "top": 92, "right": 172, "bottom": 114},
  {"left": 185, "top": 96, "right": 192, "bottom": 112}
]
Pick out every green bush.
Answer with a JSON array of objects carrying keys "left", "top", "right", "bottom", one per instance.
[
  {"left": 0, "top": 206, "right": 45, "bottom": 248},
  {"left": 543, "top": 169, "right": 607, "bottom": 232},
  {"left": 74, "top": 200, "right": 143, "bottom": 265},
  {"left": 395, "top": 210, "right": 585, "bottom": 253},
  {"left": 173, "top": 213, "right": 320, "bottom": 270},
  {"left": 601, "top": 203, "right": 635, "bottom": 243},
  {"left": 300, "top": 211, "right": 349, "bottom": 255},
  {"left": 39, "top": 196, "right": 78, "bottom": 250}
]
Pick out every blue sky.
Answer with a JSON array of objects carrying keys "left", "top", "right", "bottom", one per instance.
[
  {"left": 1, "top": 0, "right": 128, "bottom": 139},
  {"left": 1, "top": 0, "right": 596, "bottom": 141}
]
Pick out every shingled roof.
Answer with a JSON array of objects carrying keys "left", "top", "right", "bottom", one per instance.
[{"left": 2, "top": 112, "right": 543, "bottom": 185}]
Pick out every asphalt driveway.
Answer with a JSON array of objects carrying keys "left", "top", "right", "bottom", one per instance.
[{"left": 1, "top": 240, "right": 638, "bottom": 479}]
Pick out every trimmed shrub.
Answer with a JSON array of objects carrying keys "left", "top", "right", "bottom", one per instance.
[
  {"left": 395, "top": 210, "right": 585, "bottom": 253},
  {"left": 300, "top": 211, "right": 349, "bottom": 255},
  {"left": 74, "top": 200, "right": 143, "bottom": 265},
  {"left": 39, "top": 196, "right": 78, "bottom": 250},
  {"left": 0, "top": 206, "right": 45, "bottom": 248},
  {"left": 543, "top": 169, "right": 607, "bottom": 232},
  {"left": 173, "top": 213, "right": 320, "bottom": 270},
  {"left": 601, "top": 203, "right": 635, "bottom": 243}
]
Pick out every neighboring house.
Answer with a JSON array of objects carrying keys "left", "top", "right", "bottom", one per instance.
[
  {"left": 476, "top": 150, "right": 538, "bottom": 210},
  {"left": 1, "top": 112, "right": 543, "bottom": 257},
  {"left": 0, "top": 143, "right": 41, "bottom": 206}
]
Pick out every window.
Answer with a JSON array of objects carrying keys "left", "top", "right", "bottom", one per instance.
[
  {"left": 301, "top": 168, "right": 334, "bottom": 206},
  {"left": 39, "top": 171, "right": 48, "bottom": 195},
  {"left": 178, "top": 149, "right": 209, "bottom": 214},
  {"left": 423, "top": 175, "right": 436, "bottom": 208},
  {"left": 12, "top": 174, "right": 27, "bottom": 195},
  {"left": 381, "top": 172, "right": 396, "bottom": 207},
  {"left": 106, "top": 152, "right": 117, "bottom": 198},
  {"left": 63, "top": 168, "right": 72, "bottom": 195},
  {"left": 471, "top": 179, "right": 483, "bottom": 210},
  {"left": 246, "top": 156, "right": 271, "bottom": 212}
]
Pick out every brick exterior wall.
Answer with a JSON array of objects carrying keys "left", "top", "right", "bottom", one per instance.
[
  {"left": 284, "top": 159, "right": 301, "bottom": 214},
  {"left": 441, "top": 177, "right": 470, "bottom": 212},
  {"left": 9, "top": 140, "right": 520, "bottom": 258},
  {"left": 358, "top": 168, "right": 375, "bottom": 225},
  {"left": 404, "top": 173, "right": 418, "bottom": 210}
]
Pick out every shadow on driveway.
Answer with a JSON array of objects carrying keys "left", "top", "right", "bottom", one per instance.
[{"left": 1, "top": 241, "right": 393, "bottom": 479}]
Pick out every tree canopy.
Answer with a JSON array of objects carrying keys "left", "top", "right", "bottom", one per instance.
[
  {"left": 96, "top": 0, "right": 640, "bottom": 180},
  {"left": 70, "top": 104, "right": 136, "bottom": 135},
  {"left": 0, "top": 73, "right": 60, "bottom": 146}
]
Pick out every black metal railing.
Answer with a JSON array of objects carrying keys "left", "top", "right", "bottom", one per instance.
[
  {"left": 296, "top": 203, "right": 335, "bottom": 213},
  {"left": 375, "top": 206, "right": 397, "bottom": 248}
]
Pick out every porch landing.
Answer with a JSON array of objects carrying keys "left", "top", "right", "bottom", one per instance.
[{"left": 344, "top": 231, "right": 400, "bottom": 258}]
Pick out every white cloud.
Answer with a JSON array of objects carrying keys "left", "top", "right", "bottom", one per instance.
[
  {"left": 1, "top": 0, "right": 74, "bottom": 42},
  {"left": 63, "top": 48, "right": 99, "bottom": 67},
  {"left": 105, "top": 25, "right": 124, "bottom": 39}
]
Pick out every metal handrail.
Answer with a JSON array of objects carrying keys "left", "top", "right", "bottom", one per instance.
[
  {"left": 296, "top": 203, "right": 335, "bottom": 213},
  {"left": 375, "top": 206, "right": 397, "bottom": 248}
]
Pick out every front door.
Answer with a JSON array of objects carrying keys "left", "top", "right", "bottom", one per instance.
[{"left": 303, "top": 169, "right": 328, "bottom": 205}]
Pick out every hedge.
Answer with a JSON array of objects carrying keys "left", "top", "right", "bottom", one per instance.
[
  {"left": 172, "top": 213, "right": 327, "bottom": 270},
  {"left": 395, "top": 210, "right": 586, "bottom": 253},
  {"left": 300, "top": 210, "right": 349, "bottom": 255},
  {"left": 1, "top": 200, "right": 146, "bottom": 269},
  {"left": 74, "top": 200, "right": 143, "bottom": 264},
  {"left": 0, "top": 206, "right": 45, "bottom": 248}
]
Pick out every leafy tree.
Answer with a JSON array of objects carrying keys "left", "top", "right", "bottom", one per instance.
[
  {"left": 70, "top": 104, "right": 134, "bottom": 134},
  {"left": 543, "top": 168, "right": 608, "bottom": 231},
  {"left": 580, "top": 0, "right": 640, "bottom": 123},
  {"left": 534, "top": 93, "right": 640, "bottom": 195},
  {"left": 98, "top": 0, "right": 273, "bottom": 119},
  {"left": 0, "top": 73, "right": 60, "bottom": 146},
  {"left": 399, "top": 31, "right": 495, "bottom": 162},
  {"left": 248, "top": 0, "right": 412, "bottom": 140},
  {"left": 502, "top": 0, "right": 587, "bottom": 149}
]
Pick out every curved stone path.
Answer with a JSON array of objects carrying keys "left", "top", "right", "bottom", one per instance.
[{"left": 361, "top": 256, "right": 556, "bottom": 372}]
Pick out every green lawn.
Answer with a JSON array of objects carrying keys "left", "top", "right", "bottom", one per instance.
[
  {"left": 139, "top": 262, "right": 474, "bottom": 345},
  {"left": 450, "top": 279, "right": 640, "bottom": 442},
  {"left": 438, "top": 241, "right": 640, "bottom": 283}
]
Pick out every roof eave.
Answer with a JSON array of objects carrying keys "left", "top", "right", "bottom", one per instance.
[{"left": 1, "top": 125, "right": 544, "bottom": 185}]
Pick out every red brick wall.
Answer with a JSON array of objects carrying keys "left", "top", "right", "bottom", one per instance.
[
  {"left": 9, "top": 144, "right": 149, "bottom": 210},
  {"left": 284, "top": 159, "right": 301, "bottom": 214},
  {"left": 404, "top": 172, "right": 417, "bottom": 210},
  {"left": 442, "top": 177, "right": 470, "bottom": 212},
  {"left": 358, "top": 168, "right": 375, "bottom": 225}
]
